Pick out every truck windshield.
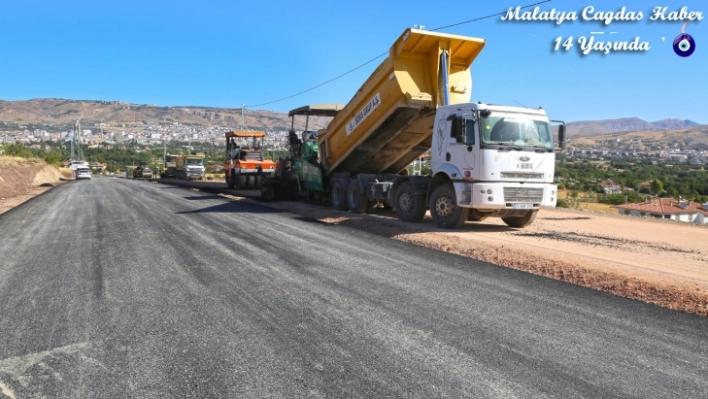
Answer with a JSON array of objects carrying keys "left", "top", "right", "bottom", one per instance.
[
  {"left": 480, "top": 114, "right": 554, "bottom": 149},
  {"left": 186, "top": 159, "right": 203, "bottom": 165}
]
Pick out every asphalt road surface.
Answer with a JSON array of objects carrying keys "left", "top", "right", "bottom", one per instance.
[{"left": 0, "top": 177, "right": 706, "bottom": 399}]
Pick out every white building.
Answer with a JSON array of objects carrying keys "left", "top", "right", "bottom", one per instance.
[{"left": 615, "top": 198, "right": 708, "bottom": 224}]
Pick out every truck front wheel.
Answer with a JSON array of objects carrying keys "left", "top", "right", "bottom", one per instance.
[
  {"left": 394, "top": 181, "right": 425, "bottom": 222},
  {"left": 502, "top": 210, "right": 538, "bottom": 228},
  {"left": 429, "top": 183, "right": 469, "bottom": 229}
]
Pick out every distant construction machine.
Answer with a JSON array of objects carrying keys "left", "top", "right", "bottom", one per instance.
[
  {"left": 162, "top": 154, "right": 178, "bottom": 178},
  {"left": 259, "top": 104, "right": 342, "bottom": 201},
  {"left": 176, "top": 154, "right": 205, "bottom": 180},
  {"left": 223, "top": 131, "right": 276, "bottom": 190},
  {"left": 132, "top": 161, "right": 153, "bottom": 179}
]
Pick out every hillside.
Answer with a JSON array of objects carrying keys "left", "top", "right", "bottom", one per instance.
[
  {"left": 0, "top": 99, "right": 332, "bottom": 131},
  {"left": 566, "top": 117, "right": 700, "bottom": 137},
  {"left": 0, "top": 99, "right": 702, "bottom": 139},
  {"left": 567, "top": 125, "right": 708, "bottom": 151}
]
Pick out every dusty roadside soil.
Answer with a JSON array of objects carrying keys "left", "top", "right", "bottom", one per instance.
[
  {"left": 218, "top": 192, "right": 708, "bottom": 317},
  {"left": 0, "top": 157, "right": 72, "bottom": 215},
  {"left": 0, "top": 186, "right": 57, "bottom": 215}
]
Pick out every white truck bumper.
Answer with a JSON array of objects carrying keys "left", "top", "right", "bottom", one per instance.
[{"left": 455, "top": 182, "right": 557, "bottom": 210}]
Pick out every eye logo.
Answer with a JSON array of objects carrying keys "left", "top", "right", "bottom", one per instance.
[{"left": 673, "top": 20, "right": 695, "bottom": 57}]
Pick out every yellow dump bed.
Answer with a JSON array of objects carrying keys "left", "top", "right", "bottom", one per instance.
[{"left": 320, "top": 28, "right": 485, "bottom": 175}]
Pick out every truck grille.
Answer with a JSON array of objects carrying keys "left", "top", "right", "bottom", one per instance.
[
  {"left": 500, "top": 172, "right": 544, "bottom": 179},
  {"left": 503, "top": 187, "right": 544, "bottom": 203}
]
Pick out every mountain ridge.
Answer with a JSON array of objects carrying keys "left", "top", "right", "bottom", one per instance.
[
  {"left": 0, "top": 99, "right": 702, "bottom": 136},
  {"left": 566, "top": 117, "right": 700, "bottom": 136}
]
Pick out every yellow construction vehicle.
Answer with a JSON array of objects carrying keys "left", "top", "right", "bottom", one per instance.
[
  {"left": 132, "top": 161, "right": 153, "bottom": 179},
  {"left": 176, "top": 154, "right": 205, "bottom": 180},
  {"left": 223, "top": 131, "right": 276, "bottom": 189},
  {"left": 162, "top": 154, "right": 179, "bottom": 178},
  {"left": 261, "top": 28, "right": 566, "bottom": 229}
]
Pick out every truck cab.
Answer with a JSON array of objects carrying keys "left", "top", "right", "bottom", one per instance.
[
  {"left": 177, "top": 154, "right": 205, "bottom": 180},
  {"left": 425, "top": 103, "right": 565, "bottom": 227}
]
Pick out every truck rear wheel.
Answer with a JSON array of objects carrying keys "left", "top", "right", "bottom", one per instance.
[
  {"left": 247, "top": 175, "right": 256, "bottom": 189},
  {"left": 238, "top": 175, "right": 247, "bottom": 190},
  {"left": 502, "top": 210, "right": 538, "bottom": 228},
  {"left": 394, "top": 181, "right": 425, "bottom": 222},
  {"left": 331, "top": 179, "right": 349, "bottom": 211},
  {"left": 227, "top": 171, "right": 236, "bottom": 189},
  {"left": 347, "top": 180, "right": 371, "bottom": 214},
  {"left": 429, "top": 183, "right": 468, "bottom": 229}
]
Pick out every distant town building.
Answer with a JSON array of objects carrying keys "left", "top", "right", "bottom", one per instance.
[
  {"left": 614, "top": 198, "right": 708, "bottom": 224},
  {"left": 600, "top": 179, "right": 622, "bottom": 194}
]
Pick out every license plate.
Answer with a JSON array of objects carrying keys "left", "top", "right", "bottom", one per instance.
[{"left": 512, "top": 203, "right": 533, "bottom": 209}]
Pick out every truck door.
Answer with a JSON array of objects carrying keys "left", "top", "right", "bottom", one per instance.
[{"left": 442, "top": 113, "right": 478, "bottom": 181}]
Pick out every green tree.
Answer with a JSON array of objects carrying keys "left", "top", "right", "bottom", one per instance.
[
  {"left": 651, "top": 179, "right": 664, "bottom": 194},
  {"left": 44, "top": 150, "right": 62, "bottom": 165}
]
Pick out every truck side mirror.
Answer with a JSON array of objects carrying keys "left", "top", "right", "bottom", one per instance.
[{"left": 558, "top": 124, "right": 567, "bottom": 150}]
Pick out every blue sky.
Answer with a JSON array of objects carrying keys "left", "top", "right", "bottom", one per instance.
[{"left": 1, "top": 0, "right": 705, "bottom": 123}]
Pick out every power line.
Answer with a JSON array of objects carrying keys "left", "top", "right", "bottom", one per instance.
[
  {"left": 430, "top": 0, "right": 551, "bottom": 31},
  {"left": 244, "top": 0, "right": 552, "bottom": 109},
  {"left": 245, "top": 53, "right": 387, "bottom": 108}
]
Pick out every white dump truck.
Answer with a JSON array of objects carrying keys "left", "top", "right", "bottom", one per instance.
[{"left": 262, "top": 28, "right": 566, "bottom": 228}]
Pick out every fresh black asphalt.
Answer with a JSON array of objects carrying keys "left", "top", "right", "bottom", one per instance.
[{"left": 0, "top": 177, "right": 706, "bottom": 398}]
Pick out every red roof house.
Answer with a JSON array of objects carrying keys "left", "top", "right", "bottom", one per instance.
[{"left": 614, "top": 198, "right": 708, "bottom": 224}]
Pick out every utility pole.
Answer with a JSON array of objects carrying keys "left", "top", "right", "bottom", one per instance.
[
  {"left": 70, "top": 130, "right": 75, "bottom": 161},
  {"left": 75, "top": 119, "right": 84, "bottom": 161}
]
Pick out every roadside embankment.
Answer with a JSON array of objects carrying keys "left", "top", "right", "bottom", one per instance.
[{"left": 0, "top": 156, "right": 70, "bottom": 214}]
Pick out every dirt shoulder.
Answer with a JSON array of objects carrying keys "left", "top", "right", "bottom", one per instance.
[
  {"left": 0, "top": 156, "right": 71, "bottom": 215},
  {"left": 169, "top": 179, "right": 706, "bottom": 317}
]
